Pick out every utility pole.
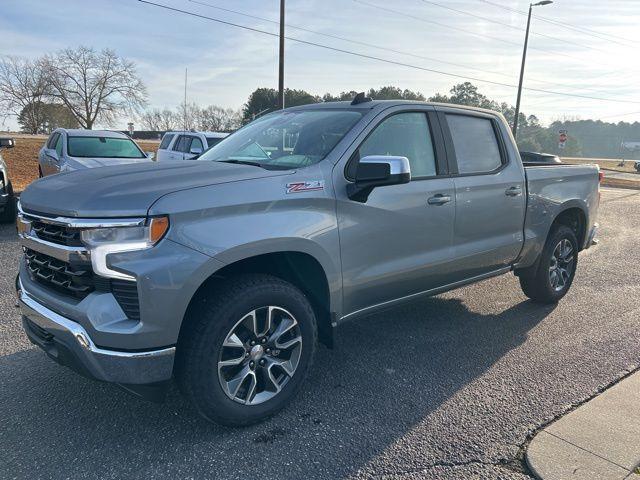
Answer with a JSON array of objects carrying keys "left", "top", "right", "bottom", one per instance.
[
  {"left": 278, "top": 0, "right": 285, "bottom": 110},
  {"left": 512, "top": 1, "right": 553, "bottom": 139}
]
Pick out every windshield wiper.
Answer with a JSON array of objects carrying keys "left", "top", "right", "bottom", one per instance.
[
  {"left": 218, "top": 159, "right": 291, "bottom": 170},
  {"left": 218, "top": 159, "right": 266, "bottom": 168}
]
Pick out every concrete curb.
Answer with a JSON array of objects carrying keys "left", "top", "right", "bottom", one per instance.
[{"left": 526, "top": 371, "right": 640, "bottom": 479}]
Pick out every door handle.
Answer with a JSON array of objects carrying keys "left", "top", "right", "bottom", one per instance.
[
  {"left": 505, "top": 186, "right": 523, "bottom": 197},
  {"left": 427, "top": 194, "right": 451, "bottom": 205}
]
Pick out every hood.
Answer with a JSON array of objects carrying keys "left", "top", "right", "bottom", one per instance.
[
  {"left": 66, "top": 156, "right": 152, "bottom": 169},
  {"left": 20, "top": 161, "right": 289, "bottom": 218}
]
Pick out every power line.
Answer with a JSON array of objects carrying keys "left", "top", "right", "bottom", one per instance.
[
  {"left": 598, "top": 110, "right": 640, "bottom": 120},
  {"left": 476, "top": 0, "right": 638, "bottom": 47},
  {"left": 189, "top": 0, "right": 631, "bottom": 99},
  {"left": 354, "top": 0, "right": 617, "bottom": 69},
  {"left": 137, "top": 0, "right": 640, "bottom": 105},
  {"left": 417, "top": 0, "right": 606, "bottom": 53},
  {"left": 188, "top": 0, "right": 517, "bottom": 79},
  {"left": 354, "top": 0, "right": 634, "bottom": 97}
]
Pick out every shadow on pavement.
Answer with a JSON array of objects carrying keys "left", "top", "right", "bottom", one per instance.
[{"left": 0, "top": 292, "right": 554, "bottom": 479}]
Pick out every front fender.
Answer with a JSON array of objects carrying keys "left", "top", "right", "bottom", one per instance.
[{"left": 154, "top": 176, "right": 342, "bottom": 316}]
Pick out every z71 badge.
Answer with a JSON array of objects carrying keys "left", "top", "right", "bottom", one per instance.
[{"left": 286, "top": 181, "right": 325, "bottom": 194}]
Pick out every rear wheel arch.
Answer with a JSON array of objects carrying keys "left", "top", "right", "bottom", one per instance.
[
  {"left": 551, "top": 206, "right": 587, "bottom": 251},
  {"left": 515, "top": 204, "right": 587, "bottom": 276}
]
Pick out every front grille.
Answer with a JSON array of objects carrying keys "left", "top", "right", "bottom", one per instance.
[
  {"left": 24, "top": 248, "right": 94, "bottom": 298},
  {"left": 24, "top": 248, "right": 141, "bottom": 320},
  {"left": 31, "top": 220, "right": 82, "bottom": 247},
  {"left": 111, "top": 280, "right": 140, "bottom": 321}
]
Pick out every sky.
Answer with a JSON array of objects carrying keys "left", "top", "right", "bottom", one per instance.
[{"left": 2, "top": 0, "right": 640, "bottom": 130}]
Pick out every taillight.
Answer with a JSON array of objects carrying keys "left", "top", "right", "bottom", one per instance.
[{"left": 598, "top": 171, "right": 605, "bottom": 183}]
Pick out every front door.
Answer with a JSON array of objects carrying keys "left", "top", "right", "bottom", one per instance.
[{"left": 336, "top": 110, "right": 457, "bottom": 317}]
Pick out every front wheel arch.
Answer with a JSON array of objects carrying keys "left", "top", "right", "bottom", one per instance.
[{"left": 178, "top": 251, "right": 334, "bottom": 350}]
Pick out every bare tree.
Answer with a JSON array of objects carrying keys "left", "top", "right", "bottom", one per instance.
[
  {"left": 139, "top": 108, "right": 180, "bottom": 131},
  {"left": 176, "top": 102, "right": 203, "bottom": 131},
  {"left": 44, "top": 46, "right": 147, "bottom": 129},
  {"left": 0, "top": 56, "right": 50, "bottom": 133},
  {"left": 200, "top": 106, "right": 242, "bottom": 131}
]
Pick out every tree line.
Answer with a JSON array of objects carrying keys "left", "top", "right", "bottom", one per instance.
[
  {"left": 139, "top": 103, "right": 242, "bottom": 132},
  {"left": 2, "top": 46, "right": 637, "bottom": 159},
  {"left": 241, "top": 83, "right": 582, "bottom": 156}
]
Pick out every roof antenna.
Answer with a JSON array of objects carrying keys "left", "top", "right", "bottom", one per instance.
[{"left": 351, "top": 92, "right": 372, "bottom": 105}]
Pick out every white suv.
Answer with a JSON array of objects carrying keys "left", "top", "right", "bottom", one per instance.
[{"left": 156, "top": 131, "right": 229, "bottom": 161}]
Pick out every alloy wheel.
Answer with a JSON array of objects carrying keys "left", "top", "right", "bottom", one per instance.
[
  {"left": 549, "top": 238, "right": 575, "bottom": 292},
  {"left": 218, "top": 306, "right": 302, "bottom": 405}
]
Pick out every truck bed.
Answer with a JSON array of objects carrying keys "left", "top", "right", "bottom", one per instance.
[{"left": 517, "top": 163, "right": 600, "bottom": 269}]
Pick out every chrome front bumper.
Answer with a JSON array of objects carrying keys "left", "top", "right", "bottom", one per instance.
[{"left": 17, "top": 278, "right": 175, "bottom": 386}]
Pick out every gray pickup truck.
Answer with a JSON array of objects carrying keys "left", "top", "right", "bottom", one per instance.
[{"left": 16, "top": 99, "right": 600, "bottom": 426}]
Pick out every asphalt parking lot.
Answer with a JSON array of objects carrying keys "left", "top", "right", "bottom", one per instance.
[{"left": 1, "top": 187, "right": 639, "bottom": 480}]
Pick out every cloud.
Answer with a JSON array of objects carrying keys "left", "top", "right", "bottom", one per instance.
[{"left": 2, "top": 0, "right": 639, "bottom": 127}]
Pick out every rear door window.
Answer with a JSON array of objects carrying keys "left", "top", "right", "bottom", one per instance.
[
  {"left": 159, "top": 133, "right": 174, "bottom": 150},
  {"left": 446, "top": 114, "right": 503, "bottom": 174}
]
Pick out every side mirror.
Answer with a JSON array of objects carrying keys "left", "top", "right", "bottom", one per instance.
[
  {"left": 146, "top": 151, "right": 155, "bottom": 161},
  {"left": 0, "top": 138, "right": 15, "bottom": 149},
  {"left": 190, "top": 146, "right": 203, "bottom": 155},
  {"left": 347, "top": 155, "right": 411, "bottom": 202}
]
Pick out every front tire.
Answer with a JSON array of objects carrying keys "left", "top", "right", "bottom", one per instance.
[
  {"left": 519, "top": 225, "right": 578, "bottom": 304},
  {"left": 176, "top": 274, "right": 317, "bottom": 426}
]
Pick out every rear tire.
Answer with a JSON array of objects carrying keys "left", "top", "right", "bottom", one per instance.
[
  {"left": 175, "top": 274, "right": 317, "bottom": 426},
  {"left": 519, "top": 225, "right": 578, "bottom": 304}
]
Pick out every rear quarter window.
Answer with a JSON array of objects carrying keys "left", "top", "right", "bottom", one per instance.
[{"left": 159, "top": 134, "right": 174, "bottom": 150}]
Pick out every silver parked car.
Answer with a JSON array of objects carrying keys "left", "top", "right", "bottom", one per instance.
[
  {"left": 0, "top": 137, "right": 16, "bottom": 223},
  {"left": 38, "top": 129, "right": 154, "bottom": 177}
]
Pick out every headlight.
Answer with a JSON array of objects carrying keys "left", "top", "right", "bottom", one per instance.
[{"left": 81, "top": 216, "right": 169, "bottom": 280}]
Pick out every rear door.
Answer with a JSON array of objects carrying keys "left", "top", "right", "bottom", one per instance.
[
  {"left": 438, "top": 108, "right": 526, "bottom": 279},
  {"left": 170, "top": 134, "right": 190, "bottom": 161},
  {"left": 336, "top": 107, "right": 457, "bottom": 316}
]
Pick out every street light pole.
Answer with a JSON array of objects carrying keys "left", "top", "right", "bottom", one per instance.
[
  {"left": 278, "top": 0, "right": 285, "bottom": 110},
  {"left": 512, "top": 1, "right": 553, "bottom": 139}
]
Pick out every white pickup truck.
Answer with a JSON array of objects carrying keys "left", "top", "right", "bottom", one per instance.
[{"left": 156, "top": 131, "right": 229, "bottom": 161}]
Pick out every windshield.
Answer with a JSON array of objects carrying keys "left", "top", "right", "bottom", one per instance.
[
  {"left": 199, "top": 110, "right": 363, "bottom": 168},
  {"left": 67, "top": 136, "right": 146, "bottom": 158}
]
